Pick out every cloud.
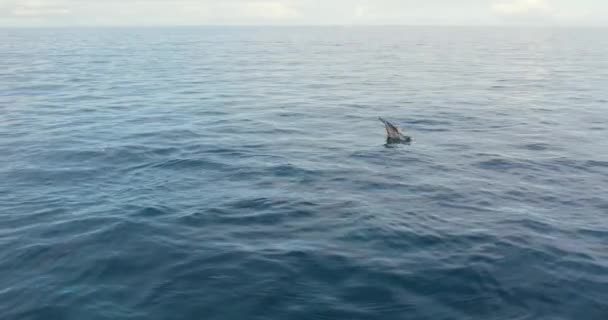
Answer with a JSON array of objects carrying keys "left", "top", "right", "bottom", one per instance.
[
  {"left": 0, "top": 0, "right": 606, "bottom": 26},
  {"left": 171, "top": 1, "right": 300, "bottom": 25},
  {"left": 492, "top": 0, "right": 552, "bottom": 16},
  {"left": 2, "top": 0, "right": 71, "bottom": 17},
  {"left": 491, "top": 0, "right": 558, "bottom": 24},
  {"left": 354, "top": 4, "right": 367, "bottom": 19},
  {"left": 240, "top": 1, "right": 298, "bottom": 19}
]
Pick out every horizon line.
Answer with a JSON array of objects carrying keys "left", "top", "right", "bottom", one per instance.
[{"left": 1, "top": 24, "right": 607, "bottom": 29}]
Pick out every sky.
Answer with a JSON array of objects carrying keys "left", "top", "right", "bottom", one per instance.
[{"left": 0, "top": 0, "right": 606, "bottom": 27}]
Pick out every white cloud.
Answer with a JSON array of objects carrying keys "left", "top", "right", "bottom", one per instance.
[
  {"left": 241, "top": 1, "right": 298, "bottom": 19},
  {"left": 491, "top": 0, "right": 559, "bottom": 24},
  {"left": 492, "top": 0, "right": 552, "bottom": 16},
  {"left": 7, "top": 0, "right": 71, "bottom": 17},
  {"left": 0, "top": 0, "right": 606, "bottom": 26},
  {"left": 354, "top": 4, "right": 367, "bottom": 18}
]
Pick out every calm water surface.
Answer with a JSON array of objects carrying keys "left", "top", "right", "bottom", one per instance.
[{"left": 1, "top": 27, "right": 608, "bottom": 319}]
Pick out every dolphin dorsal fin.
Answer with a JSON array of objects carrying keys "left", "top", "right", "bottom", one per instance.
[{"left": 379, "top": 117, "right": 405, "bottom": 139}]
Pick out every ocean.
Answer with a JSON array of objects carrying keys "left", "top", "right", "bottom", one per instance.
[{"left": 1, "top": 26, "right": 607, "bottom": 319}]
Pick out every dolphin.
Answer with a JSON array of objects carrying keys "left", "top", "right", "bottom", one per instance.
[{"left": 379, "top": 117, "right": 411, "bottom": 144}]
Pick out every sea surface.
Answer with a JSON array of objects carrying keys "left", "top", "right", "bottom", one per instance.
[{"left": 1, "top": 27, "right": 607, "bottom": 320}]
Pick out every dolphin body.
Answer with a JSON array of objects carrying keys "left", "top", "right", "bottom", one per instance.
[{"left": 379, "top": 117, "right": 411, "bottom": 144}]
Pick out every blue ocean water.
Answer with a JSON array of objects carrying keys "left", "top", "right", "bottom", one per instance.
[{"left": 1, "top": 26, "right": 608, "bottom": 319}]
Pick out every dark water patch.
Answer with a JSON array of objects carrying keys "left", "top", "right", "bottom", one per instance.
[
  {"left": 340, "top": 103, "right": 367, "bottom": 109},
  {"left": 351, "top": 178, "right": 415, "bottom": 192},
  {"left": 101, "top": 145, "right": 169, "bottom": 164},
  {"left": 228, "top": 197, "right": 288, "bottom": 210},
  {"left": 536, "top": 194, "right": 584, "bottom": 208},
  {"left": 349, "top": 150, "right": 428, "bottom": 165},
  {"left": 503, "top": 189, "right": 542, "bottom": 205},
  {"left": 340, "top": 223, "right": 445, "bottom": 252},
  {"left": 551, "top": 158, "right": 608, "bottom": 174},
  {"left": 11, "top": 84, "right": 67, "bottom": 93},
  {"left": 149, "top": 158, "right": 229, "bottom": 171},
  {"left": 435, "top": 200, "right": 497, "bottom": 214},
  {"left": 414, "top": 127, "right": 450, "bottom": 132},
  {"left": 62, "top": 94, "right": 112, "bottom": 102},
  {"left": 499, "top": 218, "right": 562, "bottom": 235},
  {"left": 489, "top": 85, "right": 509, "bottom": 90},
  {"left": 518, "top": 143, "right": 553, "bottom": 151},
  {"left": 224, "top": 167, "right": 271, "bottom": 182},
  {"left": 576, "top": 228, "right": 608, "bottom": 239},
  {"left": 175, "top": 208, "right": 226, "bottom": 228},
  {"left": 267, "top": 164, "right": 317, "bottom": 179},
  {"left": 6, "top": 306, "right": 72, "bottom": 320},
  {"left": 404, "top": 119, "right": 452, "bottom": 126},
  {"left": 139, "top": 249, "right": 300, "bottom": 317},
  {"left": 0, "top": 217, "right": 122, "bottom": 271},
  {"left": 25, "top": 146, "right": 182, "bottom": 173},
  {"left": 474, "top": 158, "right": 531, "bottom": 171},
  {"left": 33, "top": 149, "right": 107, "bottom": 164},
  {"left": 178, "top": 199, "right": 318, "bottom": 228},
  {"left": 2, "top": 167, "right": 103, "bottom": 186},
  {"left": 132, "top": 206, "right": 175, "bottom": 218},
  {"left": 586, "top": 160, "right": 608, "bottom": 168},
  {"left": 220, "top": 198, "right": 317, "bottom": 224},
  {"left": 437, "top": 143, "right": 472, "bottom": 152},
  {"left": 218, "top": 208, "right": 316, "bottom": 227},
  {"left": 590, "top": 126, "right": 606, "bottom": 131},
  {"left": 149, "top": 129, "right": 201, "bottom": 141},
  {"left": 591, "top": 199, "right": 608, "bottom": 211},
  {"left": 200, "top": 147, "right": 259, "bottom": 159}
]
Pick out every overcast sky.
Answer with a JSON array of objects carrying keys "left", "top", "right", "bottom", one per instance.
[{"left": 0, "top": 0, "right": 606, "bottom": 27}]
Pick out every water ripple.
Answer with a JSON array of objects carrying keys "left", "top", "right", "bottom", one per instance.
[{"left": 1, "top": 27, "right": 607, "bottom": 320}]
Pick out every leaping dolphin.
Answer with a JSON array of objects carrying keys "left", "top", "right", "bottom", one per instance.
[{"left": 379, "top": 117, "right": 411, "bottom": 144}]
